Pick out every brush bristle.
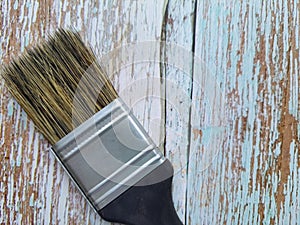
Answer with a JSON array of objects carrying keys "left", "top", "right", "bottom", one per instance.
[{"left": 1, "top": 29, "right": 118, "bottom": 145}]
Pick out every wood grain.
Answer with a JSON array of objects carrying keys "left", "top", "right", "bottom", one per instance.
[
  {"left": 187, "top": 1, "right": 300, "bottom": 225},
  {"left": 1, "top": 0, "right": 299, "bottom": 225}
]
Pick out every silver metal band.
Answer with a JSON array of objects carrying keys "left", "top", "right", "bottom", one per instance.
[{"left": 52, "top": 98, "right": 165, "bottom": 211}]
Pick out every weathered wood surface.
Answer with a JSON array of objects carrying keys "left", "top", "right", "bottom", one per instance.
[{"left": 1, "top": 0, "right": 299, "bottom": 224}]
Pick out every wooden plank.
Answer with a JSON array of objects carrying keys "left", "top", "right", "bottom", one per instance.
[
  {"left": 187, "top": 0, "right": 300, "bottom": 224},
  {"left": 162, "top": 0, "right": 196, "bottom": 221},
  {"left": 1, "top": 1, "right": 56, "bottom": 225},
  {"left": 1, "top": 0, "right": 167, "bottom": 224}
]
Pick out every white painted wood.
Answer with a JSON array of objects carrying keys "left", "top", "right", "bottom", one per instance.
[
  {"left": 1, "top": 0, "right": 168, "bottom": 224},
  {"left": 163, "top": 0, "right": 196, "bottom": 221}
]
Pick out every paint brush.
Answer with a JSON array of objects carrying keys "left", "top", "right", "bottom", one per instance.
[{"left": 1, "top": 29, "right": 183, "bottom": 225}]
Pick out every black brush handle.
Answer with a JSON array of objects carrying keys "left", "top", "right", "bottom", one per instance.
[{"left": 99, "top": 159, "right": 183, "bottom": 225}]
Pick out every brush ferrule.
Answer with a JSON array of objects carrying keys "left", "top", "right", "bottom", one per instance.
[{"left": 51, "top": 98, "right": 165, "bottom": 211}]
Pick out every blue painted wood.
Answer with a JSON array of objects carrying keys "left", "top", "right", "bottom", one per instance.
[{"left": 187, "top": 1, "right": 300, "bottom": 224}]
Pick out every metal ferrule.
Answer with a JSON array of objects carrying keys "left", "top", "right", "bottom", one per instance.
[{"left": 51, "top": 98, "right": 165, "bottom": 211}]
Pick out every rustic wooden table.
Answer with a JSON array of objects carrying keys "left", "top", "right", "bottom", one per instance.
[{"left": 1, "top": 0, "right": 299, "bottom": 224}]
